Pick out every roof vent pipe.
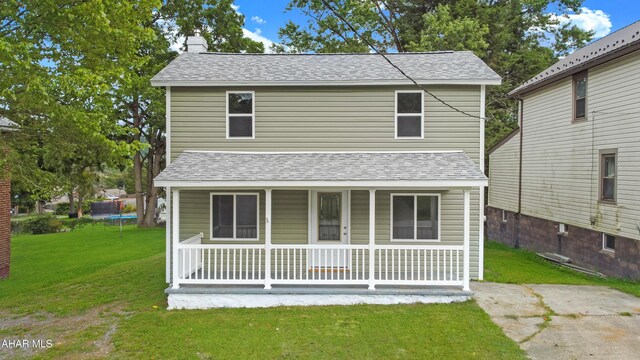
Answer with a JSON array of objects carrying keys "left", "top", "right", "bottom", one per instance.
[{"left": 186, "top": 30, "right": 208, "bottom": 53}]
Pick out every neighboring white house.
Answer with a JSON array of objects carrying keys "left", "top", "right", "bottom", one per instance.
[
  {"left": 487, "top": 21, "right": 640, "bottom": 279},
  {"left": 152, "top": 34, "right": 501, "bottom": 308}
]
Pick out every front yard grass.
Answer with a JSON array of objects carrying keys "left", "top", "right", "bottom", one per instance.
[
  {"left": 0, "top": 226, "right": 526, "bottom": 359},
  {"left": 484, "top": 241, "right": 640, "bottom": 297}
]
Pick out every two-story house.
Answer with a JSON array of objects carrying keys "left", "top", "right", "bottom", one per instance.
[
  {"left": 487, "top": 21, "right": 640, "bottom": 279},
  {"left": 152, "top": 34, "right": 500, "bottom": 308}
]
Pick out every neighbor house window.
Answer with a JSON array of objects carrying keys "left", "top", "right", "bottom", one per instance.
[
  {"left": 599, "top": 150, "right": 617, "bottom": 203},
  {"left": 573, "top": 72, "right": 587, "bottom": 121},
  {"left": 227, "top": 91, "right": 255, "bottom": 138},
  {"left": 602, "top": 233, "right": 615, "bottom": 252},
  {"left": 391, "top": 194, "right": 440, "bottom": 241},
  {"left": 210, "top": 193, "right": 259, "bottom": 240},
  {"left": 395, "top": 91, "right": 424, "bottom": 138}
]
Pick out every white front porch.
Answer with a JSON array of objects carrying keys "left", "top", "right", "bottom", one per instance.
[{"left": 169, "top": 188, "right": 473, "bottom": 292}]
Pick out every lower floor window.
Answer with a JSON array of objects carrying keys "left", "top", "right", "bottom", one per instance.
[
  {"left": 602, "top": 233, "right": 615, "bottom": 251},
  {"left": 391, "top": 194, "right": 440, "bottom": 241},
  {"left": 211, "top": 193, "right": 259, "bottom": 240}
]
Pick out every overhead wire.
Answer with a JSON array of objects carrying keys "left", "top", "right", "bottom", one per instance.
[{"left": 319, "top": 0, "right": 485, "bottom": 120}]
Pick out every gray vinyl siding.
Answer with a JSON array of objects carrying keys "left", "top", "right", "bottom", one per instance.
[
  {"left": 179, "top": 188, "right": 480, "bottom": 278},
  {"left": 488, "top": 134, "right": 520, "bottom": 212},
  {"left": 517, "top": 51, "right": 640, "bottom": 241},
  {"left": 170, "top": 85, "right": 481, "bottom": 161}
]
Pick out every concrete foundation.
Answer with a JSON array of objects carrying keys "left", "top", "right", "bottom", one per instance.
[{"left": 166, "top": 287, "right": 471, "bottom": 309}]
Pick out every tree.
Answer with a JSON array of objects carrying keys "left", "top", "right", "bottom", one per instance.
[
  {"left": 115, "top": 0, "right": 264, "bottom": 227},
  {"left": 277, "top": 0, "right": 593, "bottom": 156},
  {"left": 0, "top": 0, "right": 158, "bottom": 204}
]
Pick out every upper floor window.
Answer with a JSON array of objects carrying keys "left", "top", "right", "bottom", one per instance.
[
  {"left": 227, "top": 91, "right": 254, "bottom": 138},
  {"left": 573, "top": 72, "right": 587, "bottom": 122},
  {"left": 395, "top": 91, "right": 423, "bottom": 138},
  {"left": 599, "top": 150, "right": 617, "bottom": 203}
]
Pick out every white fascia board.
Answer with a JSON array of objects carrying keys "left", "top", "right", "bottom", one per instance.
[
  {"left": 150, "top": 79, "right": 502, "bottom": 87},
  {"left": 154, "top": 179, "right": 488, "bottom": 189}
]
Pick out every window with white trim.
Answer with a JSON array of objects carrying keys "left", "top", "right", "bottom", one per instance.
[
  {"left": 391, "top": 194, "right": 439, "bottom": 241},
  {"left": 211, "top": 193, "right": 259, "bottom": 240},
  {"left": 227, "top": 91, "right": 254, "bottom": 138},
  {"left": 602, "top": 233, "right": 615, "bottom": 252},
  {"left": 395, "top": 91, "right": 423, "bottom": 138}
]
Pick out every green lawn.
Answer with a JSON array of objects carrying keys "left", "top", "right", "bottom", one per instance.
[
  {"left": 0, "top": 226, "right": 526, "bottom": 359},
  {"left": 484, "top": 241, "right": 640, "bottom": 297}
]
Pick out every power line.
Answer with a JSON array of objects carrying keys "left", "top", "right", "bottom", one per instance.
[{"left": 319, "top": 0, "right": 484, "bottom": 120}]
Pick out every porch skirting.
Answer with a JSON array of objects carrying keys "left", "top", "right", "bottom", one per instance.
[{"left": 165, "top": 286, "right": 472, "bottom": 309}]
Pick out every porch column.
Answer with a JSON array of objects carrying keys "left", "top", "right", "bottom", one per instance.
[
  {"left": 171, "top": 189, "right": 180, "bottom": 289},
  {"left": 264, "top": 189, "right": 272, "bottom": 290},
  {"left": 368, "top": 189, "right": 376, "bottom": 290},
  {"left": 463, "top": 189, "right": 471, "bottom": 292},
  {"left": 165, "top": 186, "right": 171, "bottom": 284}
]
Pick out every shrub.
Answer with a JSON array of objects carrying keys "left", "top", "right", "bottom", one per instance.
[
  {"left": 55, "top": 202, "right": 92, "bottom": 216},
  {"left": 122, "top": 204, "right": 136, "bottom": 213},
  {"left": 20, "top": 215, "right": 64, "bottom": 235},
  {"left": 60, "top": 217, "right": 96, "bottom": 231}
]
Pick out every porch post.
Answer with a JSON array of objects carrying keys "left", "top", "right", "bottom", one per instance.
[
  {"left": 171, "top": 189, "right": 180, "bottom": 289},
  {"left": 368, "top": 189, "right": 376, "bottom": 290},
  {"left": 463, "top": 189, "right": 471, "bottom": 291},
  {"left": 165, "top": 186, "right": 171, "bottom": 283},
  {"left": 264, "top": 189, "right": 272, "bottom": 290}
]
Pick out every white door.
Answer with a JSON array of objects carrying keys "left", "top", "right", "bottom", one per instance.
[{"left": 310, "top": 190, "right": 349, "bottom": 268}]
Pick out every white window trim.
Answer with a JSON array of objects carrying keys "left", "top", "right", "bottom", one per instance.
[
  {"left": 226, "top": 91, "right": 255, "bottom": 139},
  {"left": 394, "top": 90, "right": 424, "bottom": 139},
  {"left": 210, "top": 192, "right": 260, "bottom": 241},
  {"left": 602, "top": 233, "right": 615, "bottom": 252},
  {"left": 389, "top": 193, "right": 441, "bottom": 242}
]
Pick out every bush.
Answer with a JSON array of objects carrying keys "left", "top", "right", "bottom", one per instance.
[
  {"left": 55, "top": 202, "right": 92, "bottom": 216},
  {"left": 17, "top": 215, "right": 64, "bottom": 235},
  {"left": 122, "top": 204, "right": 136, "bottom": 213},
  {"left": 60, "top": 217, "right": 96, "bottom": 231}
]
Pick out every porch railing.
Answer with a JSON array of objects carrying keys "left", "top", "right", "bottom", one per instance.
[{"left": 174, "top": 237, "right": 464, "bottom": 288}]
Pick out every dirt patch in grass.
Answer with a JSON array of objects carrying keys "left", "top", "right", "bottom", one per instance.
[{"left": 0, "top": 302, "right": 126, "bottom": 359}]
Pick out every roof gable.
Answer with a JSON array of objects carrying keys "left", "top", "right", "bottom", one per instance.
[{"left": 151, "top": 52, "right": 501, "bottom": 87}]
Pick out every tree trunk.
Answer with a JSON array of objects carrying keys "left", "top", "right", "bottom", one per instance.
[
  {"left": 68, "top": 191, "right": 76, "bottom": 215},
  {"left": 77, "top": 194, "right": 84, "bottom": 218},
  {"left": 134, "top": 152, "right": 145, "bottom": 226}
]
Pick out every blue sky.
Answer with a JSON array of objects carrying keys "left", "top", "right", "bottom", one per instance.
[{"left": 234, "top": 0, "right": 640, "bottom": 51}]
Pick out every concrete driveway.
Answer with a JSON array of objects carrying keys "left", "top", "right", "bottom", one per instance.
[{"left": 472, "top": 283, "right": 640, "bottom": 360}]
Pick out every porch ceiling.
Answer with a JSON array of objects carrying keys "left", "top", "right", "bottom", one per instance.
[{"left": 155, "top": 151, "right": 486, "bottom": 188}]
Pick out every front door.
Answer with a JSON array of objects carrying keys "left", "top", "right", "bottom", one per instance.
[{"left": 310, "top": 190, "right": 349, "bottom": 268}]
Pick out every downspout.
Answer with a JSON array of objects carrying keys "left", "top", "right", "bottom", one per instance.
[{"left": 515, "top": 97, "right": 524, "bottom": 249}]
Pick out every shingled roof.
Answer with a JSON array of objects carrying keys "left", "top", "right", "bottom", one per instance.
[
  {"left": 151, "top": 52, "right": 501, "bottom": 87},
  {"left": 510, "top": 20, "right": 640, "bottom": 96},
  {"left": 154, "top": 151, "right": 487, "bottom": 187}
]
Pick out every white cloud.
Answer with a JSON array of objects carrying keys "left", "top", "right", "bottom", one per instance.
[
  {"left": 558, "top": 7, "right": 612, "bottom": 38},
  {"left": 251, "top": 16, "right": 266, "bottom": 25},
  {"left": 243, "top": 28, "right": 275, "bottom": 53},
  {"left": 231, "top": 4, "right": 240, "bottom": 12}
]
